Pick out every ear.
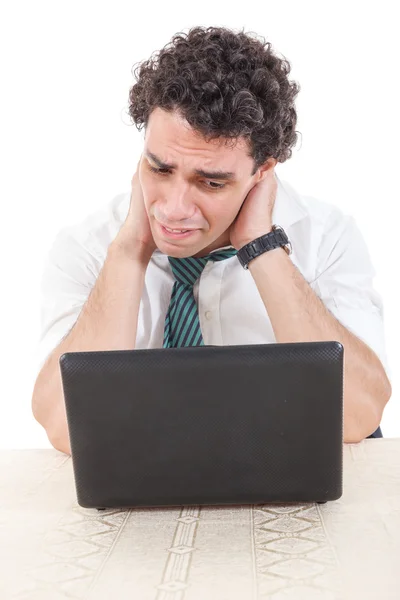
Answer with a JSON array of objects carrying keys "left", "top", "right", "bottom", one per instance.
[{"left": 256, "top": 158, "right": 277, "bottom": 182}]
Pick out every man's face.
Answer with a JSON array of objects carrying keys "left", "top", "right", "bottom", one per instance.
[{"left": 139, "top": 107, "right": 261, "bottom": 258}]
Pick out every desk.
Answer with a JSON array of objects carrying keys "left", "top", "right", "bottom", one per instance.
[{"left": 1, "top": 439, "right": 399, "bottom": 600}]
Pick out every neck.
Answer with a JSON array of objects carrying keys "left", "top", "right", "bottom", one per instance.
[{"left": 192, "top": 229, "right": 232, "bottom": 258}]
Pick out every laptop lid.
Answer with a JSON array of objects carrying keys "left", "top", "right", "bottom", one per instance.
[{"left": 59, "top": 341, "right": 344, "bottom": 508}]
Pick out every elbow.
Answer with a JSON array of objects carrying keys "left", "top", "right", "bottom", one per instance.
[
  {"left": 343, "top": 427, "right": 366, "bottom": 444},
  {"left": 364, "top": 372, "right": 393, "bottom": 439},
  {"left": 31, "top": 379, "right": 44, "bottom": 426},
  {"left": 47, "top": 427, "right": 72, "bottom": 456},
  {"left": 343, "top": 359, "right": 392, "bottom": 444},
  {"left": 31, "top": 374, "right": 71, "bottom": 456},
  {"left": 32, "top": 395, "right": 71, "bottom": 456},
  {"left": 344, "top": 389, "right": 390, "bottom": 444}
]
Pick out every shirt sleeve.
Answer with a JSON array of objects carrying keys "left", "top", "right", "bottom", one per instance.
[
  {"left": 35, "top": 226, "right": 102, "bottom": 374},
  {"left": 310, "top": 210, "right": 392, "bottom": 385}
]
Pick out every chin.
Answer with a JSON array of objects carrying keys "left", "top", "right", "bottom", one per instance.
[
  {"left": 159, "top": 243, "right": 200, "bottom": 258},
  {"left": 155, "top": 233, "right": 207, "bottom": 257}
]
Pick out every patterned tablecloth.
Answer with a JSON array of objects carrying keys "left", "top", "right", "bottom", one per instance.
[{"left": 0, "top": 439, "right": 399, "bottom": 600}]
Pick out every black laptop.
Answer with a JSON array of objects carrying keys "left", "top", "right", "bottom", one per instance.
[{"left": 59, "top": 341, "right": 344, "bottom": 509}]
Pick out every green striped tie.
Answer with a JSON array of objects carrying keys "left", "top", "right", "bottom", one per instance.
[{"left": 163, "top": 248, "right": 238, "bottom": 348}]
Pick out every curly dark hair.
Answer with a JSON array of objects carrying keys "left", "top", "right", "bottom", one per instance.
[{"left": 127, "top": 26, "right": 301, "bottom": 176}]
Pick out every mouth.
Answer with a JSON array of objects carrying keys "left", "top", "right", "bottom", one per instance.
[{"left": 157, "top": 222, "right": 200, "bottom": 240}]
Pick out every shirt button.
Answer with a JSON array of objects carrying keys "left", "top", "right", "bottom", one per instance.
[{"left": 205, "top": 311, "right": 213, "bottom": 320}]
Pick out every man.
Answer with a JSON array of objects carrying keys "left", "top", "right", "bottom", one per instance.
[{"left": 31, "top": 26, "right": 392, "bottom": 455}]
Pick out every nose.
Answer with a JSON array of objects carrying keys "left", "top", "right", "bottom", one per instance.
[{"left": 160, "top": 186, "right": 197, "bottom": 224}]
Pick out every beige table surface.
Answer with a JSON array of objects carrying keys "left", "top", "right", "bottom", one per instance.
[{"left": 0, "top": 439, "right": 399, "bottom": 600}]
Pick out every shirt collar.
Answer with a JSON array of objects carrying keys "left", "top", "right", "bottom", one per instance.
[{"left": 272, "top": 172, "right": 308, "bottom": 231}]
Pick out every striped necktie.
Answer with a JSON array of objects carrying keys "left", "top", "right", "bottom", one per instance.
[{"left": 163, "top": 247, "right": 238, "bottom": 348}]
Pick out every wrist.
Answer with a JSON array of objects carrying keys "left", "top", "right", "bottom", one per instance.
[
  {"left": 110, "top": 229, "right": 154, "bottom": 266},
  {"left": 236, "top": 225, "right": 291, "bottom": 270},
  {"left": 236, "top": 226, "right": 273, "bottom": 250}
]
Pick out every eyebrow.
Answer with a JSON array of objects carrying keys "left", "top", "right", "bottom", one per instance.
[{"left": 145, "top": 151, "right": 236, "bottom": 181}]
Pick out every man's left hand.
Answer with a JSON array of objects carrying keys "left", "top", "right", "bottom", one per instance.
[{"left": 229, "top": 169, "right": 277, "bottom": 250}]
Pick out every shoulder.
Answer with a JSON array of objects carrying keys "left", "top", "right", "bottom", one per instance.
[
  {"left": 47, "top": 191, "right": 130, "bottom": 264},
  {"left": 296, "top": 184, "right": 349, "bottom": 229},
  {"left": 278, "top": 177, "right": 371, "bottom": 278},
  {"left": 296, "top": 188, "right": 373, "bottom": 275},
  {"left": 275, "top": 174, "right": 352, "bottom": 237},
  {"left": 285, "top": 179, "right": 359, "bottom": 244}
]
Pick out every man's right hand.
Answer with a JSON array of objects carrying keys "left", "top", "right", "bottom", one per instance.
[{"left": 115, "top": 156, "right": 157, "bottom": 262}]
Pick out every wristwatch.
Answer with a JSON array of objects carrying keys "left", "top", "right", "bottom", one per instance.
[{"left": 237, "top": 225, "right": 292, "bottom": 270}]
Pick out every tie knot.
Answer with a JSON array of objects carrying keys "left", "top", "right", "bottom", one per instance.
[{"left": 168, "top": 247, "right": 238, "bottom": 287}]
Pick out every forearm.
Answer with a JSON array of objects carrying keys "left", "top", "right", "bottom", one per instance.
[
  {"left": 32, "top": 234, "right": 150, "bottom": 454},
  {"left": 248, "top": 247, "right": 392, "bottom": 443}
]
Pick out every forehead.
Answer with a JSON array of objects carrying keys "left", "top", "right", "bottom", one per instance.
[{"left": 144, "top": 107, "right": 252, "bottom": 171}]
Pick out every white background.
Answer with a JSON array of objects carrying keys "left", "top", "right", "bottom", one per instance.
[{"left": 1, "top": 0, "right": 398, "bottom": 448}]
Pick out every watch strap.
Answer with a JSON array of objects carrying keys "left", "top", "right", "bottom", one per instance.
[{"left": 237, "top": 225, "right": 292, "bottom": 270}]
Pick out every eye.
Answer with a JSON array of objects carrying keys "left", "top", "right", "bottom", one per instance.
[
  {"left": 205, "top": 181, "right": 226, "bottom": 190},
  {"left": 148, "top": 165, "right": 226, "bottom": 190},
  {"left": 148, "top": 166, "right": 169, "bottom": 175}
]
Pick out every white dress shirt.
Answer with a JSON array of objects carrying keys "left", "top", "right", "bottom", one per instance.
[{"left": 35, "top": 174, "right": 391, "bottom": 384}]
